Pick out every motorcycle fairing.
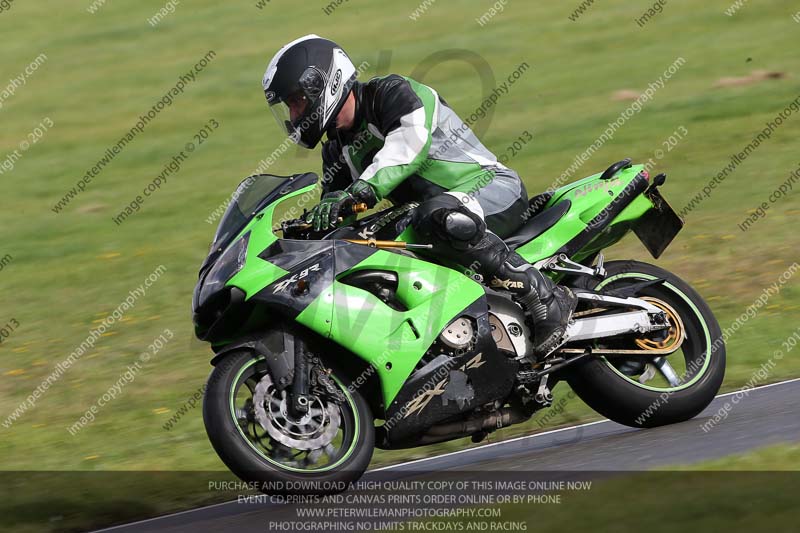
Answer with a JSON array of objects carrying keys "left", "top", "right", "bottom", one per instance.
[
  {"left": 513, "top": 164, "right": 678, "bottom": 263},
  {"left": 378, "top": 297, "right": 519, "bottom": 448},
  {"left": 290, "top": 248, "right": 488, "bottom": 407},
  {"left": 250, "top": 239, "right": 376, "bottom": 319}
]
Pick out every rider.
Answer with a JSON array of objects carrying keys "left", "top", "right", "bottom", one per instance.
[{"left": 262, "top": 35, "right": 577, "bottom": 357}]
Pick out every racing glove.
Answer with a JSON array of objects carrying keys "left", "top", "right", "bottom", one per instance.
[{"left": 306, "top": 179, "right": 378, "bottom": 231}]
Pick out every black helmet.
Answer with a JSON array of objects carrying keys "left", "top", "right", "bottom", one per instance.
[{"left": 262, "top": 35, "right": 358, "bottom": 149}]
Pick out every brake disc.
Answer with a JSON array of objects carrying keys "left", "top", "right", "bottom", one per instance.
[{"left": 253, "top": 373, "right": 341, "bottom": 451}]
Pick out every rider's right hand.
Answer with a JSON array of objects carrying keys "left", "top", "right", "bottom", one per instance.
[{"left": 306, "top": 190, "right": 356, "bottom": 231}]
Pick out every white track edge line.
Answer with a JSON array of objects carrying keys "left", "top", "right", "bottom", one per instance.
[
  {"left": 370, "top": 419, "right": 610, "bottom": 472},
  {"left": 92, "top": 376, "right": 800, "bottom": 531},
  {"left": 374, "top": 377, "right": 800, "bottom": 471}
]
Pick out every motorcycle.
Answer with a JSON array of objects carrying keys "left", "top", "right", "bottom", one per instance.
[{"left": 193, "top": 158, "right": 725, "bottom": 491}]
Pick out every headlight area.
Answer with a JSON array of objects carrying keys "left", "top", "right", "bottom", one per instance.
[{"left": 196, "top": 232, "right": 250, "bottom": 312}]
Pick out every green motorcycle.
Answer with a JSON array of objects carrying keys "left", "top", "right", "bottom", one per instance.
[{"left": 193, "top": 158, "right": 725, "bottom": 491}]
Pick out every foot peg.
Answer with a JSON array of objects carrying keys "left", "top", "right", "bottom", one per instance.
[
  {"left": 535, "top": 375, "right": 553, "bottom": 406},
  {"left": 536, "top": 252, "right": 606, "bottom": 279}
]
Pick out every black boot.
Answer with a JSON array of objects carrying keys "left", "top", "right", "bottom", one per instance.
[
  {"left": 493, "top": 258, "right": 578, "bottom": 357},
  {"left": 463, "top": 234, "right": 578, "bottom": 358}
]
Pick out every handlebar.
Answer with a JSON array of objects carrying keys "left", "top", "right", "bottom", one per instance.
[
  {"left": 278, "top": 202, "right": 433, "bottom": 251},
  {"left": 280, "top": 202, "right": 370, "bottom": 235}
]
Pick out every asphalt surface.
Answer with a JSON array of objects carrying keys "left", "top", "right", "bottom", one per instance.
[{"left": 97, "top": 378, "right": 800, "bottom": 533}]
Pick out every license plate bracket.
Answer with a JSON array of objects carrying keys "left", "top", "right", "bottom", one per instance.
[{"left": 633, "top": 188, "right": 684, "bottom": 259}]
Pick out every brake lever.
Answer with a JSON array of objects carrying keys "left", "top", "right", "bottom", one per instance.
[{"left": 280, "top": 202, "right": 370, "bottom": 236}]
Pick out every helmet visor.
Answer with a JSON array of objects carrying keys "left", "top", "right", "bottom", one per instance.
[
  {"left": 268, "top": 91, "right": 309, "bottom": 144},
  {"left": 265, "top": 66, "right": 326, "bottom": 148}
]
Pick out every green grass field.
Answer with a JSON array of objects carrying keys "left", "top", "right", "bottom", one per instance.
[{"left": 1, "top": 0, "right": 798, "bottom": 496}]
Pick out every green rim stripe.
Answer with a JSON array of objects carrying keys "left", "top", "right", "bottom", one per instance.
[
  {"left": 594, "top": 273, "right": 712, "bottom": 392},
  {"left": 228, "top": 357, "right": 360, "bottom": 473}
]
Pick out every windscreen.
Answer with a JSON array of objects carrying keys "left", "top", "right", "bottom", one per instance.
[{"left": 210, "top": 174, "right": 292, "bottom": 253}]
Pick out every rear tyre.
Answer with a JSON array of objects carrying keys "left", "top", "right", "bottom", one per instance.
[
  {"left": 565, "top": 261, "right": 725, "bottom": 428},
  {"left": 203, "top": 351, "right": 374, "bottom": 493}
]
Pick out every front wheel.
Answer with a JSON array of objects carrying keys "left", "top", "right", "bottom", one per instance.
[
  {"left": 565, "top": 260, "right": 726, "bottom": 428},
  {"left": 203, "top": 351, "right": 374, "bottom": 493}
]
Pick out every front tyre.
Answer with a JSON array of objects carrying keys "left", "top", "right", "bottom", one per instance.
[
  {"left": 566, "top": 261, "right": 725, "bottom": 428},
  {"left": 203, "top": 351, "right": 374, "bottom": 493}
]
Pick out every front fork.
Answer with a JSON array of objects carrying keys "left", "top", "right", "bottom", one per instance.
[
  {"left": 288, "top": 336, "right": 347, "bottom": 417},
  {"left": 289, "top": 337, "right": 311, "bottom": 417}
]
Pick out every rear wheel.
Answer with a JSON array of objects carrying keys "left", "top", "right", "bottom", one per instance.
[
  {"left": 565, "top": 261, "right": 725, "bottom": 428},
  {"left": 203, "top": 351, "right": 374, "bottom": 493}
]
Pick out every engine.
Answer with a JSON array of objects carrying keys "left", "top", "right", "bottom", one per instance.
[
  {"left": 485, "top": 293, "right": 532, "bottom": 359},
  {"left": 434, "top": 293, "right": 533, "bottom": 360},
  {"left": 438, "top": 317, "right": 475, "bottom": 351}
]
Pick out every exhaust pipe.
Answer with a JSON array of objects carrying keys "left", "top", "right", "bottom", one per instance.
[{"left": 416, "top": 407, "right": 530, "bottom": 446}]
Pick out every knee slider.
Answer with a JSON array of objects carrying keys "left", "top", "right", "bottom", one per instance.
[
  {"left": 412, "top": 194, "right": 487, "bottom": 247},
  {"left": 435, "top": 207, "right": 486, "bottom": 247},
  {"left": 443, "top": 211, "right": 482, "bottom": 242}
]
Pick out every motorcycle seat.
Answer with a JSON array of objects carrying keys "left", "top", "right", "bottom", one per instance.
[{"left": 504, "top": 199, "right": 571, "bottom": 250}]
